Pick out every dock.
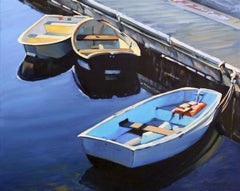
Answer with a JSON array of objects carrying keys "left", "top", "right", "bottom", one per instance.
[
  {"left": 47, "top": 0, "right": 240, "bottom": 139},
  {"left": 49, "top": 0, "right": 239, "bottom": 88}
]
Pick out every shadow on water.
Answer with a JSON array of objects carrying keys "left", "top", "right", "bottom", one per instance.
[{"left": 80, "top": 121, "right": 223, "bottom": 191}]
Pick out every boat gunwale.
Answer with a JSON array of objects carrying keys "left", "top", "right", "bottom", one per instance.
[{"left": 78, "top": 87, "right": 222, "bottom": 151}]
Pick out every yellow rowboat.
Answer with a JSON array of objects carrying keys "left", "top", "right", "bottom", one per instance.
[
  {"left": 17, "top": 14, "right": 91, "bottom": 81},
  {"left": 18, "top": 14, "right": 91, "bottom": 59}
]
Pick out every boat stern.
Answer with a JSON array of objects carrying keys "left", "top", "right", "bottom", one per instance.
[{"left": 80, "top": 135, "right": 135, "bottom": 168}]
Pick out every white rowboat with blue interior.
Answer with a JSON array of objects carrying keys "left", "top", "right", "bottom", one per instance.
[{"left": 78, "top": 87, "right": 222, "bottom": 168}]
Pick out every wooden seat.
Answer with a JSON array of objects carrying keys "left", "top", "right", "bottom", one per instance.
[
  {"left": 44, "top": 22, "right": 76, "bottom": 35},
  {"left": 119, "top": 119, "right": 174, "bottom": 136},
  {"left": 143, "top": 125, "right": 173, "bottom": 135},
  {"left": 78, "top": 34, "right": 119, "bottom": 41},
  {"left": 78, "top": 48, "right": 133, "bottom": 55},
  {"left": 27, "top": 34, "right": 65, "bottom": 43}
]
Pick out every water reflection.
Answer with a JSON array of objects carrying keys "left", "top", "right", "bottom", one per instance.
[
  {"left": 73, "top": 59, "right": 141, "bottom": 99},
  {"left": 80, "top": 122, "right": 222, "bottom": 191},
  {"left": 19, "top": 0, "right": 72, "bottom": 15},
  {"left": 18, "top": 51, "right": 77, "bottom": 81}
]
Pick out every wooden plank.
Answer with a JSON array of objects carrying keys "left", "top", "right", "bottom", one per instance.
[
  {"left": 124, "top": 137, "right": 141, "bottom": 146},
  {"left": 119, "top": 119, "right": 174, "bottom": 136},
  {"left": 44, "top": 23, "right": 75, "bottom": 35},
  {"left": 81, "top": 35, "right": 119, "bottom": 40},
  {"left": 130, "top": 123, "right": 143, "bottom": 129},
  {"left": 27, "top": 35, "right": 64, "bottom": 43},
  {"left": 144, "top": 125, "right": 174, "bottom": 135},
  {"left": 46, "top": 22, "right": 76, "bottom": 26},
  {"left": 78, "top": 48, "right": 133, "bottom": 54}
]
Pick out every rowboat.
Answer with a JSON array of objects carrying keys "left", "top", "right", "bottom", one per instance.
[
  {"left": 18, "top": 14, "right": 90, "bottom": 59},
  {"left": 71, "top": 18, "right": 141, "bottom": 98},
  {"left": 71, "top": 18, "right": 141, "bottom": 59},
  {"left": 78, "top": 87, "right": 222, "bottom": 168},
  {"left": 17, "top": 14, "right": 90, "bottom": 81}
]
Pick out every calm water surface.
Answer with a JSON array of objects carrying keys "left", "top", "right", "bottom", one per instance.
[{"left": 0, "top": 1, "right": 240, "bottom": 190}]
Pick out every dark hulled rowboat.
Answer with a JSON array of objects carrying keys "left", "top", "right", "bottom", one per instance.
[{"left": 71, "top": 18, "right": 141, "bottom": 98}]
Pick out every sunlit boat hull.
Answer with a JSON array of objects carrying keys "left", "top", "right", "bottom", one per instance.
[{"left": 79, "top": 87, "right": 222, "bottom": 168}]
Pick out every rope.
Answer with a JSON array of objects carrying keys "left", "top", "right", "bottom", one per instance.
[{"left": 219, "top": 72, "right": 237, "bottom": 113}]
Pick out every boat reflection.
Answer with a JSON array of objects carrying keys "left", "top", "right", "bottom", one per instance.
[
  {"left": 80, "top": 121, "right": 222, "bottom": 190},
  {"left": 18, "top": 50, "right": 76, "bottom": 81}
]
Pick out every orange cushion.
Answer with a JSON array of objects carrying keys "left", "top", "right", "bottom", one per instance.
[{"left": 172, "top": 101, "right": 207, "bottom": 117}]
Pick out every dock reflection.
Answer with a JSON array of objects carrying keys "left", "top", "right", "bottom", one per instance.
[{"left": 80, "top": 121, "right": 222, "bottom": 191}]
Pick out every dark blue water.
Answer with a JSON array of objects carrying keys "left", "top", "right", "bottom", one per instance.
[{"left": 0, "top": 1, "right": 240, "bottom": 190}]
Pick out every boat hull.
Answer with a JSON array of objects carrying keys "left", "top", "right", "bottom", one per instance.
[
  {"left": 79, "top": 87, "right": 222, "bottom": 168},
  {"left": 23, "top": 39, "right": 72, "bottom": 59},
  {"left": 81, "top": 123, "right": 209, "bottom": 168},
  {"left": 18, "top": 15, "right": 91, "bottom": 59},
  {"left": 71, "top": 18, "right": 141, "bottom": 98},
  {"left": 72, "top": 53, "right": 141, "bottom": 98}
]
